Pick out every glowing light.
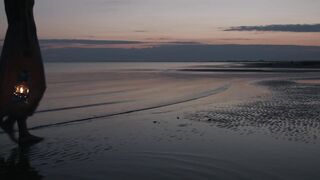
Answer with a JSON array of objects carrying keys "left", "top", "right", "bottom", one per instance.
[{"left": 13, "top": 83, "right": 30, "bottom": 102}]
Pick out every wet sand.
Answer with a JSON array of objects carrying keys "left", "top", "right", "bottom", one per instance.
[{"left": 1, "top": 62, "right": 320, "bottom": 179}]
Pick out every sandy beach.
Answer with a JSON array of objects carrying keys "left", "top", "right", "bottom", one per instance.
[{"left": 1, "top": 62, "right": 320, "bottom": 179}]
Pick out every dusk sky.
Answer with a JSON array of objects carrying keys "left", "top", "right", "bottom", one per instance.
[{"left": 1, "top": 0, "right": 320, "bottom": 46}]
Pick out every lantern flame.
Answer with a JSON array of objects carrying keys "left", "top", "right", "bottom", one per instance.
[
  {"left": 13, "top": 71, "right": 30, "bottom": 103},
  {"left": 13, "top": 83, "right": 30, "bottom": 102}
]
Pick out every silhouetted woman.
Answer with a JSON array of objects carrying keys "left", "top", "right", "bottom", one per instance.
[{"left": 0, "top": 0, "right": 46, "bottom": 145}]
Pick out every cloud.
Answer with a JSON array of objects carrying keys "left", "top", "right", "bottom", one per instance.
[
  {"left": 225, "top": 24, "right": 320, "bottom": 32},
  {"left": 39, "top": 39, "right": 147, "bottom": 49},
  {"left": 39, "top": 39, "right": 205, "bottom": 49},
  {"left": 133, "top": 30, "right": 149, "bottom": 33},
  {"left": 39, "top": 39, "right": 143, "bottom": 45}
]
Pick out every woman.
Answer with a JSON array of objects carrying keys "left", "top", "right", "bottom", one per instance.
[{"left": 0, "top": 0, "right": 46, "bottom": 145}]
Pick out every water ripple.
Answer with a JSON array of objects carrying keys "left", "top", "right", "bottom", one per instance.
[
  {"left": 185, "top": 80, "right": 320, "bottom": 143},
  {"left": 26, "top": 136, "right": 111, "bottom": 168},
  {"left": 101, "top": 151, "right": 279, "bottom": 180}
]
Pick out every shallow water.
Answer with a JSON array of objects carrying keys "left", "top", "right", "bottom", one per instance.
[
  {"left": 1, "top": 62, "right": 320, "bottom": 180},
  {"left": 186, "top": 80, "right": 320, "bottom": 143}
]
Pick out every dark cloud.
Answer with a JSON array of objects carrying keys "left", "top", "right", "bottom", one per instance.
[
  {"left": 166, "top": 41, "right": 203, "bottom": 45},
  {"left": 215, "top": 38, "right": 252, "bottom": 41},
  {"left": 40, "top": 39, "right": 144, "bottom": 45},
  {"left": 133, "top": 30, "right": 149, "bottom": 33},
  {"left": 39, "top": 39, "right": 203, "bottom": 48},
  {"left": 225, "top": 24, "right": 320, "bottom": 32}
]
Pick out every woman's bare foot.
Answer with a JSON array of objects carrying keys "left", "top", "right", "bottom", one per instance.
[{"left": 17, "top": 117, "right": 44, "bottom": 146}]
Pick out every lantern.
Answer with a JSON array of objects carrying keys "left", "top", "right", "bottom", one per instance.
[{"left": 12, "top": 71, "right": 30, "bottom": 103}]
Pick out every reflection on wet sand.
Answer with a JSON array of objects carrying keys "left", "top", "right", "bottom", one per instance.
[
  {"left": 1, "top": 63, "right": 320, "bottom": 179},
  {"left": 0, "top": 147, "right": 42, "bottom": 179},
  {"left": 186, "top": 80, "right": 320, "bottom": 143}
]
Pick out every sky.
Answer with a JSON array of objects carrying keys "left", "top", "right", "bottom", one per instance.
[{"left": 1, "top": 0, "right": 320, "bottom": 47}]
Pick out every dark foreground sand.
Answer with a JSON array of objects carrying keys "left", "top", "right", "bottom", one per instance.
[{"left": 1, "top": 62, "right": 320, "bottom": 180}]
